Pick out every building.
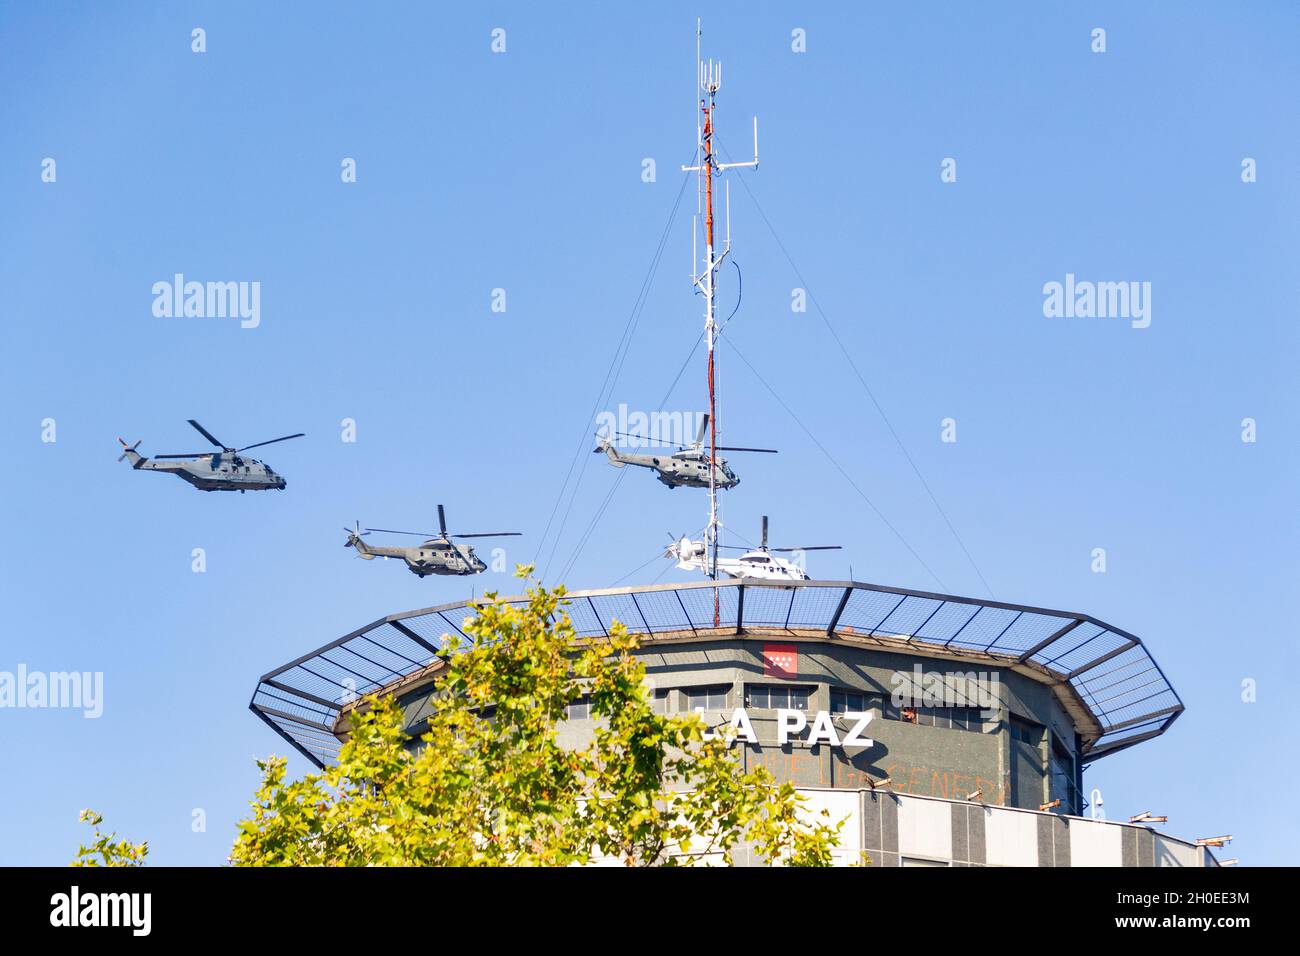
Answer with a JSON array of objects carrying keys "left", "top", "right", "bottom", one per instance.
[{"left": 250, "top": 577, "right": 1216, "bottom": 866}]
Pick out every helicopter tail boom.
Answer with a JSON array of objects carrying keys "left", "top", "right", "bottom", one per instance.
[
  {"left": 593, "top": 436, "right": 627, "bottom": 467},
  {"left": 345, "top": 533, "right": 377, "bottom": 559}
]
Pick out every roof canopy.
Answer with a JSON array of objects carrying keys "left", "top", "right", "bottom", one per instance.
[{"left": 250, "top": 579, "right": 1183, "bottom": 768}]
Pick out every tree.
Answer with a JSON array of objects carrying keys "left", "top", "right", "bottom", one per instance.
[
  {"left": 230, "top": 568, "right": 843, "bottom": 866},
  {"left": 72, "top": 809, "right": 148, "bottom": 867}
]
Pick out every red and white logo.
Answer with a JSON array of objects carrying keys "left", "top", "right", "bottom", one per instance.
[{"left": 763, "top": 643, "right": 798, "bottom": 678}]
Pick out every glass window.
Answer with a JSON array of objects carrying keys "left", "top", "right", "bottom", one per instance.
[
  {"left": 830, "top": 689, "right": 869, "bottom": 713},
  {"left": 1049, "top": 735, "right": 1075, "bottom": 810},
  {"left": 686, "top": 685, "right": 729, "bottom": 711},
  {"left": 652, "top": 688, "right": 671, "bottom": 714},
  {"left": 1010, "top": 716, "right": 1042, "bottom": 746},
  {"left": 746, "top": 685, "right": 813, "bottom": 710},
  {"left": 881, "top": 700, "right": 988, "bottom": 731},
  {"left": 567, "top": 696, "right": 590, "bottom": 720}
]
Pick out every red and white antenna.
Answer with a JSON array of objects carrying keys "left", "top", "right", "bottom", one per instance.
[{"left": 682, "top": 20, "right": 759, "bottom": 604}]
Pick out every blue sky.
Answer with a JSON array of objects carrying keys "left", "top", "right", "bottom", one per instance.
[{"left": 1, "top": 1, "right": 1296, "bottom": 865}]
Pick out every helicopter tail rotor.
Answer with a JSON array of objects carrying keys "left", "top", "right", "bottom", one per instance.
[
  {"left": 116, "top": 438, "right": 144, "bottom": 466},
  {"left": 592, "top": 435, "right": 625, "bottom": 466},
  {"left": 663, "top": 533, "right": 680, "bottom": 559},
  {"left": 343, "top": 520, "right": 372, "bottom": 553}
]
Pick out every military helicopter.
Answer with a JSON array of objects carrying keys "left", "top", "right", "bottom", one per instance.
[
  {"left": 665, "top": 515, "right": 841, "bottom": 581},
  {"left": 593, "top": 414, "right": 775, "bottom": 490},
  {"left": 344, "top": 505, "right": 521, "bottom": 577},
  {"left": 116, "top": 420, "right": 303, "bottom": 492}
]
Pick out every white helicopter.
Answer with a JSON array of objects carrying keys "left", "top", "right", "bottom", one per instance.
[{"left": 665, "top": 515, "right": 841, "bottom": 581}]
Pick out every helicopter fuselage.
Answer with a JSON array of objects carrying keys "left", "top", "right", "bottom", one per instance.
[
  {"left": 348, "top": 536, "right": 486, "bottom": 577},
  {"left": 125, "top": 451, "right": 286, "bottom": 491},
  {"left": 598, "top": 441, "right": 738, "bottom": 490},
  {"left": 668, "top": 537, "right": 810, "bottom": 581}
]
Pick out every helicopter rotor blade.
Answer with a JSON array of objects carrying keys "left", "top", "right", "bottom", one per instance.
[
  {"left": 609, "top": 430, "right": 686, "bottom": 448},
  {"left": 771, "top": 546, "right": 842, "bottom": 552},
  {"left": 238, "top": 433, "right": 305, "bottom": 452},
  {"left": 437, "top": 505, "right": 447, "bottom": 536},
  {"left": 694, "top": 413, "right": 710, "bottom": 446},
  {"left": 714, "top": 446, "right": 778, "bottom": 453},
  {"left": 452, "top": 532, "right": 522, "bottom": 539},
  {"left": 365, "top": 528, "right": 436, "bottom": 537},
  {"left": 187, "top": 420, "right": 225, "bottom": 449}
]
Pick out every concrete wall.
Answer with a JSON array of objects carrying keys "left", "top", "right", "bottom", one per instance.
[
  {"left": 611, "top": 639, "right": 1078, "bottom": 812},
  {"left": 395, "top": 637, "right": 1091, "bottom": 813}
]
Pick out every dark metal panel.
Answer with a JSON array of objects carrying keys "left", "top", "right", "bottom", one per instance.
[
  {"left": 1016, "top": 617, "right": 1084, "bottom": 663},
  {"left": 388, "top": 619, "right": 440, "bottom": 656}
]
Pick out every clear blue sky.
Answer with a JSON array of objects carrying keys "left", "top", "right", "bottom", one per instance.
[{"left": 1, "top": 2, "right": 1295, "bottom": 865}]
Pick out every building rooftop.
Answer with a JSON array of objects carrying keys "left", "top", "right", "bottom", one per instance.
[{"left": 250, "top": 578, "right": 1183, "bottom": 768}]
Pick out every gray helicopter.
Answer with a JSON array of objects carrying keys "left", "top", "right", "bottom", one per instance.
[
  {"left": 117, "top": 420, "right": 303, "bottom": 492},
  {"left": 593, "top": 413, "right": 775, "bottom": 490},
  {"left": 344, "top": 505, "right": 521, "bottom": 577}
]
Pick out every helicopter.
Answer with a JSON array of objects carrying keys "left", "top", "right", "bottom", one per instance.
[
  {"left": 344, "top": 505, "right": 521, "bottom": 577},
  {"left": 593, "top": 413, "right": 775, "bottom": 490},
  {"left": 116, "top": 420, "right": 303, "bottom": 492},
  {"left": 665, "top": 515, "right": 841, "bottom": 581}
]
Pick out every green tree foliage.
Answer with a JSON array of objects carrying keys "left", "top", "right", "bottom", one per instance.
[
  {"left": 72, "top": 809, "right": 148, "bottom": 867},
  {"left": 230, "top": 569, "right": 842, "bottom": 866}
]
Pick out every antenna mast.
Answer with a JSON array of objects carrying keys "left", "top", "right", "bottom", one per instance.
[{"left": 683, "top": 21, "right": 759, "bottom": 609}]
